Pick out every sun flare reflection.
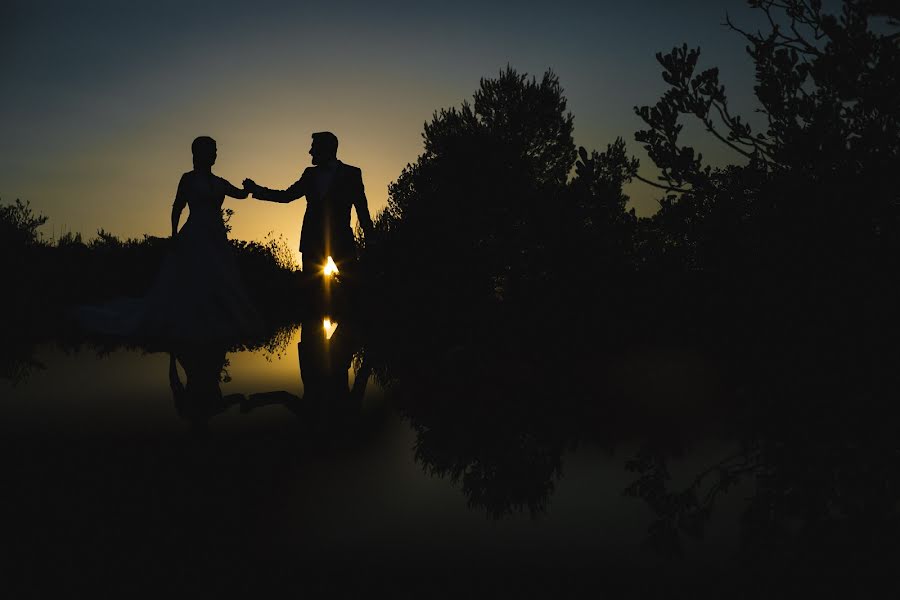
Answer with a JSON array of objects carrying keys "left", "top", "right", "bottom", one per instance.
[
  {"left": 323, "top": 256, "right": 339, "bottom": 277},
  {"left": 323, "top": 317, "right": 338, "bottom": 340}
]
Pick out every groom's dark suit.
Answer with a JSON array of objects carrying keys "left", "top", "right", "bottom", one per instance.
[{"left": 252, "top": 161, "right": 372, "bottom": 269}]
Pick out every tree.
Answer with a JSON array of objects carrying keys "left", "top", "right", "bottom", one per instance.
[
  {"left": 633, "top": 0, "right": 900, "bottom": 278},
  {"left": 567, "top": 139, "right": 640, "bottom": 272},
  {"left": 367, "top": 67, "right": 638, "bottom": 306}
]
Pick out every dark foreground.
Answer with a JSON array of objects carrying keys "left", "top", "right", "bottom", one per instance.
[{"left": 3, "top": 289, "right": 899, "bottom": 598}]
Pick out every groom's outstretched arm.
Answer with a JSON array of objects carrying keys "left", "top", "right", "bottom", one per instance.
[{"left": 245, "top": 169, "right": 310, "bottom": 203}]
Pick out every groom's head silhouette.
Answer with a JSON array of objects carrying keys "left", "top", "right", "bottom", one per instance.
[{"left": 310, "top": 132, "right": 338, "bottom": 166}]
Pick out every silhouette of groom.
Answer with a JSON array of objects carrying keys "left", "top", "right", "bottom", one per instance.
[{"left": 243, "top": 132, "right": 373, "bottom": 276}]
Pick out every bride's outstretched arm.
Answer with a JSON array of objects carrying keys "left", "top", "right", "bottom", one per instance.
[{"left": 223, "top": 179, "right": 249, "bottom": 199}]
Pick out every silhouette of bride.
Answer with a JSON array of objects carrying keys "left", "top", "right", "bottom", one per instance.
[{"left": 78, "top": 136, "right": 264, "bottom": 341}]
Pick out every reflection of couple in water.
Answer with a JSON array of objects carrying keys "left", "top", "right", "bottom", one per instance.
[
  {"left": 240, "top": 316, "right": 372, "bottom": 430},
  {"left": 80, "top": 131, "right": 373, "bottom": 341},
  {"left": 169, "top": 317, "right": 371, "bottom": 434},
  {"left": 168, "top": 345, "right": 241, "bottom": 434}
]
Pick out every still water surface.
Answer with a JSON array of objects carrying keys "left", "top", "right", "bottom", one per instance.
[{"left": 2, "top": 325, "right": 753, "bottom": 591}]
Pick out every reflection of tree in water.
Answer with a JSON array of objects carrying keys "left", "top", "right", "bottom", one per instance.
[
  {"left": 370, "top": 317, "right": 574, "bottom": 519},
  {"left": 366, "top": 293, "right": 900, "bottom": 584},
  {"left": 624, "top": 442, "right": 760, "bottom": 557},
  {"left": 623, "top": 328, "right": 900, "bottom": 579},
  {"left": 412, "top": 423, "right": 565, "bottom": 519},
  {"left": 252, "top": 323, "right": 297, "bottom": 362},
  {"left": 407, "top": 386, "right": 567, "bottom": 519}
]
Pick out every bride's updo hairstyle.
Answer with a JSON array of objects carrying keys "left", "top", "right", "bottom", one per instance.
[{"left": 191, "top": 136, "right": 217, "bottom": 168}]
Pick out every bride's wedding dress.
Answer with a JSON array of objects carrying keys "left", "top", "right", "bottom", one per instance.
[{"left": 78, "top": 171, "right": 265, "bottom": 342}]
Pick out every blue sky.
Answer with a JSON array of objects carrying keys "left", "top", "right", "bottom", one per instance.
[{"left": 2, "top": 0, "right": 767, "bottom": 252}]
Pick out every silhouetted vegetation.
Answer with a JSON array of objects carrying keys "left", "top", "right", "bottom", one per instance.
[
  {"left": 352, "top": 0, "right": 900, "bottom": 568},
  {"left": 0, "top": 198, "right": 300, "bottom": 338},
  {"left": 360, "top": 0, "right": 898, "bottom": 343},
  {"left": 360, "top": 67, "right": 642, "bottom": 317},
  {"left": 0, "top": 198, "right": 47, "bottom": 248},
  {"left": 635, "top": 0, "right": 898, "bottom": 289},
  {"left": 2, "top": 2, "right": 900, "bottom": 593}
]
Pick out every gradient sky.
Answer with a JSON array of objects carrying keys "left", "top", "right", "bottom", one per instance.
[{"left": 2, "top": 0, "right": 766, "bottom": 260}]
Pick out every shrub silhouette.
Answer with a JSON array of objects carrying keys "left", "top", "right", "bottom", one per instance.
[
  {"left": 0, "top": 199, "right": 300, "bottom": 334},
  {"left": 0, "top": 199, "right": 47, "bottom": 250}
]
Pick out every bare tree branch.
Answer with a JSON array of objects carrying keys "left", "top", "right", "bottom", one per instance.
[{"left": 634, "top": 173, "right": 686, "bottom": 197}]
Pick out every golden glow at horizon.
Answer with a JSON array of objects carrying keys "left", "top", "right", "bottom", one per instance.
[
  {"left": 323, "top": 256, "right": 339, "bottom": 277},
  {"left": 323, "top": 317, "right": 338, "bottom": 340}
]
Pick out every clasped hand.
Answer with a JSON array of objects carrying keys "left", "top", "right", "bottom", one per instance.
[{"left": 242, "top": 178, "right": 258, "bottom": 195}]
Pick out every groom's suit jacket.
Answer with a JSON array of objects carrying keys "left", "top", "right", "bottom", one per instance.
[{"left": 253, "top": 161, "right": 371, "bottom": 263}]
